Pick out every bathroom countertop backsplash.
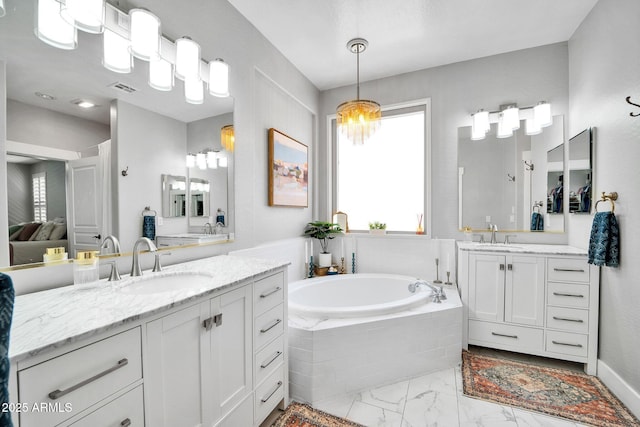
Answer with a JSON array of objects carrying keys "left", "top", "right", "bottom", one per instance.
[
  {"left": 9, "top": 255, "right": 288, "bottom": 363},
  {"left": 457, "top": 242, "right": 588, "bottom": 256}
]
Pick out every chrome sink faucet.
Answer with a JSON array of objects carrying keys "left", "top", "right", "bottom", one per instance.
[
  {"left": 215, "top": 222, "right": 224, "bottom": 235},
  {"left": 100, "top": 235, "right": 122, "bottom": 281},
  {"left": 130, "top": 237, "right": 158, "bottom": 277},
  {"left": 203, "top": 222, "right": 213, "bottom": 235},
  {"left": 489, "top": 223, "right": 498, "bottom": 244},
  {"left": 408, "top": 280, "right": 446, "bottom": 303}
]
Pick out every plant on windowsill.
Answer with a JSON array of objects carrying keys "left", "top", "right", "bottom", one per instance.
[
  {"left": 304, "top": 221, "right": 343, "bottom": 268},
  {"left": 369, "top": 221, "right": 387, "bottom": 235}
]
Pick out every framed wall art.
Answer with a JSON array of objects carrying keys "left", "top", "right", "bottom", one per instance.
[{"left": 268, "top": 128, "right": 308, "bottom": 207}]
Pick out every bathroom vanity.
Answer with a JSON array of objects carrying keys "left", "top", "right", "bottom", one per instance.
[
  {"left": 8, "top": 255, "right": 288, "bottom": 427},
  {"left": 457, "top": 243, "right": 599, "bottom": 374}
]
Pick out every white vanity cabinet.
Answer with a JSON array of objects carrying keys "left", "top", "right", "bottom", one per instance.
[
  {"left": 459, "top": 244, "right": 599, "bottom": 375},
  {"left": 145, "top": 285, "right": 253, "bottom": 427}
]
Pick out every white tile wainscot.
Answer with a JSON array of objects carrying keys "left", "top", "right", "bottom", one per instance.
[
  {"left": 288, "top": 287, "right": 462, "bottom": 405},
  {"left": 7, "top": 255, "right": 289, "bottom": 427},
  {"left": 457, "top": 242, "right": 600, "bottom": 375}
]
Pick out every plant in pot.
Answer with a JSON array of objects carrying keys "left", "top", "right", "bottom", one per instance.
[
  {"left": 304, "top": 221, "right": 343, "bottom": 268},
  {"left": 369, "top": 221, "right": 387, "bottom": 235}
]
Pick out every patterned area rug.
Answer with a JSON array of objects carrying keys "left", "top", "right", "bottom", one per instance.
[
  {"left": 462, "top": 350, "right": 640, "bottom": 426},
  {"left": 271, "top": 402, "right": 365, "bottom": 427}
]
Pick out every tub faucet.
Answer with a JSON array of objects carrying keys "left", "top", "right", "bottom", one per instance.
[
  {"left": 489, "top": 223, "right": 498, "bottom": 244},
  {"left": 408, "top": 280, "right": 446, "bottom": 303},
  {"left": 130, "top": 237, "right": 157, "bottom": 277}
]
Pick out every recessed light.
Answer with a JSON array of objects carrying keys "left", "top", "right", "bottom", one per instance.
[
  {"left": 35, "top": 92, "right": 56, "bottom": 100},
  {"left": 72, "top": 99, "right": 97, "bottom": 109}
]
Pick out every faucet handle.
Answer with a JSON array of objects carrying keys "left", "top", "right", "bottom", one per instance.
[
  {"left": 473, "top": 234, "right": 485, "bottom": 243},
  {"left": 105, "top": 261, "right": 121, "bottom": 282},
  {"left": 152, "top": 252, "right": 172, "bottom": 273},
  {"left": 504, "top": 234, "right": 517, "bottom": 244}
]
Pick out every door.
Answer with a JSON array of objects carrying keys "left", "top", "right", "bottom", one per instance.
[
  {"left": 145, "top": 302, "right": 212, "bottom": 427},
  {"left": 505, "top": 255, "right": 545, "bottom": 326},
  {"left": 67, "top": 157, "right": 102, "bottom": 257},
  {"left": 210, "top": 286, "right": 253, "bottom": 423},
  {"left": 468, "top": 254, "right": 505, "bottom": 321}
]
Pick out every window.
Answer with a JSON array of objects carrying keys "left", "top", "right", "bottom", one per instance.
[
  {"left": 32, "top": 172, "right": 47, "bottom": 222},
  {"left": 335, "top": 103, "right": 428, "bottom": 232}
]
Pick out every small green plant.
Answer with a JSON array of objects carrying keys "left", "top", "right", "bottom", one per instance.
[
  {"left": 369, "top": 221, "right": 387, "bottom": 230},
  {"left": 304, "top": 221, "right": 343, "bottom": 253}
]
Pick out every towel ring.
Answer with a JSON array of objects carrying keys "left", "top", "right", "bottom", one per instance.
[
  {"left": 595, "top": 192, "right": 618, "bottom": 213},
  {"left": 142, "top": 206, "right": 157, "bottom": 217}
]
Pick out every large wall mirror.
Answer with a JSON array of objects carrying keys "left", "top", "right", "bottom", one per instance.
[
  {"left": 568, "top": 128, "right": 593, "bottom": 214},
  {"left": 458, "top": 115, "right": 565, "bottom": 232},
  {"left": 1, "top": 1, "right": 235, "bottom": 269}
]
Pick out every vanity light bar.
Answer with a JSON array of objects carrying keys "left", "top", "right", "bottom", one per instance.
[
  {"left": 35, "top": 0, "right": 230, "bottom": 102},
  {"left": 470, "top": 102, "right": 551, "bottom": 140}
]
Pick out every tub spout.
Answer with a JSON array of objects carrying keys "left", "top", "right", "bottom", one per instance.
[{"left": 408, "top": 280, "right": 445, "bottom": 303}]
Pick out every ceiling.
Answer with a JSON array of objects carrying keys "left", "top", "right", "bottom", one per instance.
[{"left": 228, "top": 0, "right": 598, "bottom": 90}]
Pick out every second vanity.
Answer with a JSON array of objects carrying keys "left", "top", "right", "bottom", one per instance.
[
  {"left": 457, "top": 242, "right": 599, "bottom": 375},
  {"left": 8, "top": 255, "right": 288, "bottom": 427}
]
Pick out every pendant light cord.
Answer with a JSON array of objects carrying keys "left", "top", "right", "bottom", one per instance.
[{"left": 356, "top": 45, "right": 360, "bottom": 101}]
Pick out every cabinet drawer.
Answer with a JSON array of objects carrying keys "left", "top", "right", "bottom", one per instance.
[
  {"left": 255, "top": 303, "right": 284, "bottom": 351},
  {"left": 469, "top": 320, "right": 543, "bottom": 352},
  {"left": 215, "top": 393, "right": 253, "bottom": 427},
  {"left": 255, "top": 365, "right": 284, "bottom": 425},
  {"left": 255, "top": 334, "right": 284, "bottom": 386},
  {"left": 19, "top": 327, "right": 142, "bottom": 427},
  {"left": 254, "top": 272, "right": 284, "bottom": 315},
  {"left": 548, "top": 258, "right": 589, "bottom": 283},
  {"left": 546, "top": 331, "right": 588, "bottom": 358},
  {"left": 547, "top": 283, "right": 590, "bottom": 308},
  {"left": 546, "top": 306, "right": 588, "bottom": 334},
  {"left": 67, "top": 385, "right": 144, "bottom": 427}
]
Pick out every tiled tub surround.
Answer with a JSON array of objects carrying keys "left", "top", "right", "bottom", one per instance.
[
  {"left": 8, "top": 255, "right": 290, "bottom": 427},
  {"left": 288, "top": 276, "right": 462, "bottom": 404}
]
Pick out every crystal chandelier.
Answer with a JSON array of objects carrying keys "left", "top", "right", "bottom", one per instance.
[
  {"left": 336, "top": 38, "right": 381, "bottom": 145},
  {"left": 221, "top": 125, "right": 234, "bottom": 152}
]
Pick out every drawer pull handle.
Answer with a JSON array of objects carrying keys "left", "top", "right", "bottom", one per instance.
[
  {"left": 121, "top": 419, "right": 132, "bottom": 427},
  {"left": 552, "top": 340, "right": 583, "bottom": 348},
  {"left": 499, "top": 264, "right": 505, "bottom": 271},
  {"left": 260, "top": 351, "right": 283, "bottom": 369},
  {"left": 260, "top": 287, "right": 281, "bottom": 298},
  {"left": 260, "top": 381, "right": 283, "bottom": 403},
  {"left": 553, "top": 292, "right": 584, "bottom": 298},
  {"left": 553, "top": 268, "right": 585, "bottom": 273},
  {"left": 48, "top": 358, "right": 129, "bottom": 400},
  {"left": 260, "top": 318, "right": 282, "bottom": 333},
  {"left": 491, "top": 332, "right": 518, "bottom": 339},
  {"left": 552, "top": 316, "right": 584, "bottom": 323}
]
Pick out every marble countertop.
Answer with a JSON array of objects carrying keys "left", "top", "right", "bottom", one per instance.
[
  {"left": 9, "top": 255, "right": 288, "bottom": 363},
  {"left": 457, "top": 242, "right": 588, "bottom": 256}
]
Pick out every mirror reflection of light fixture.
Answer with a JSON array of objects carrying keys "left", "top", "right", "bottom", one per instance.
[
  {"left": 61, "top": 0, "right": 105, "bottom": 34},
  {"left": 0, "top": 0, "right": 5, "bottom": 18},
  {"left": 185, "top": 78, "right": 204, "bottom": 105},
  {"left": 186, "top": 153, "right": 196, "bottom": 168},
  {"left": 175, "top": 36, "right": 200, "bottom": 81},
  {"left": 221, "top": 125, "right": 234, "bottom": 152},
  {"left": 149, "top": 57, "right": 174, "bottom": 91},
  {"left": 502, "top": 105, "right": 520, "bottom": 130},
  {"left": 534, "top": 101, "right": 552, "bottom": 128},
  {"left": 525, "top": 118, "right": 542, "bottom": 136},
  {"left": 217, "top": 154, "right": 228, "bottom": 168},
  {"left": 128, "top": 8, "right": 161, "bottom": 61},
  {"left": 336, "top": 38, "right": 381, "bottom": 145},
  {"left": 209, "top": 59, "right": 229, "bottom": 97},
  {"left": 196, "top": 152, "right": 207, "bottom": 170},
  {"left": 103, "top": 28, "right": 132, "bottom": 73},
  {"left": 471, "top": 109, "right": 490, "bottom": 140},
  {"left": 497, "top": 113, "right": 513, "bottom": 139},
  {"left": 206, "top": 151, "right": 218, "bottom": 169},
  {"left": 36, "top": 0, "right": 78, "bottom": 50}
]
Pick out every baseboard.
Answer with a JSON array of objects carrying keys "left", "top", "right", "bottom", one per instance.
[{"left": 598, "top": 359, "right": 640, "bottom": 418}]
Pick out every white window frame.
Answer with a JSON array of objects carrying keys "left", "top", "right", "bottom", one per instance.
[
  {"left": 32, "top": 171, "right": 47, "bottom": 222},
  {"left": 328, "top": 98, "right": 432, "bottom": 235}
]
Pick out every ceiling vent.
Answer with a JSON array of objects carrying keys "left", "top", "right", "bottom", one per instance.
[{"left": 109, "top": 82, "right": 137, "bottom": 94}]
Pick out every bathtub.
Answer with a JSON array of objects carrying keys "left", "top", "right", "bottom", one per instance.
[{"left": 287, "top": 273, "right": 463, "bottom": 404}]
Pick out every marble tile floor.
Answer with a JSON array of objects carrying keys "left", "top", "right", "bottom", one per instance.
[{"left": 312, "top": 349, "right": 590, "bottom": 427}]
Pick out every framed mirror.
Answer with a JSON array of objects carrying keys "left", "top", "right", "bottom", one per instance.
[
  {"left": 1, "top": 1, "right": 234, "bottom": 269},
  {"left": 458, "top": 115, "right": 564, "bottom": 232},
  {"left": 189, "top": 178, "right": 210, "bottom": 217},
  {"left": 568, "top": 128, "right": 593, "bottom": 213},
  {"left": 161, "top": 175, "right": 187, "bottom": 218},
  {"left": 546, "top": 144, "right": 564, "bottom": 214}
]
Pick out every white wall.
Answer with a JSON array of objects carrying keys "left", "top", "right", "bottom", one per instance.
[
  {"left": 0, "top": 62, "right": 8, "bottom": 265},
  {"left": 568, "top": 0, "right": 640, "bottom": 411},
  {"left": 319, "top": 43, "right": 570, "bottom": 244}
]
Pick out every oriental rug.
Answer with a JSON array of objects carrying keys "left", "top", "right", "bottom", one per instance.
[{"left": 270, "top": 402, "right": 365, "bottom": 427}]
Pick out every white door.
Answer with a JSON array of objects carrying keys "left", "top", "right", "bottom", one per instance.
[
  {"left": 505, "top": 255, "right": 545, "bottom": 326},
  {"left": 468, "top": 254, "right": 505, "bottom": 322},
  {"left": 67, "top": 157, "right": 102, "bottom": 257},
  {"left": 210, "top": 285, "right": 253, "bottom": 423}
]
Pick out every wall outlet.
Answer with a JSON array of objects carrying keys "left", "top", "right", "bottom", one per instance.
[
  {"left": 157, "top": 216, "right": 163, "bottom": 226},
  {"left": 485, "top": 216, "right": 491, "bottom": 223}
]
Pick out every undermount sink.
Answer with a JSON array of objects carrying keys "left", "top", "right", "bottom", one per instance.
[
  {"left": 474, "top": 243, "right": 523, "bottom": 249},
  {"left": 118, "top": 272, "right": 213, "bottom": 295}
]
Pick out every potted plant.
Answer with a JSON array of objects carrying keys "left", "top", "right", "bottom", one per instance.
[
  {"left": 304, "top": 221, "right": 343, "bottom": 267},
  {"left": 369, "top": 221, "right": 387, "bottom": 235}
]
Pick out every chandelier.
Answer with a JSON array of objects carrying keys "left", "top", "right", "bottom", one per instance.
[
  {"left": 336, "top": 38, "right": 381, "bottom": 145},
  {"left": 221, "top": 125, "right": 234, "bottom": 152}
]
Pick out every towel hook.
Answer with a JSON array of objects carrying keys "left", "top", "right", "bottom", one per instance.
[
  {"left": 595, "top": 192, "right": 618, "bottom": 213},
  {"left": 626, "top": 96, "right": 640, "bottom": 117}
]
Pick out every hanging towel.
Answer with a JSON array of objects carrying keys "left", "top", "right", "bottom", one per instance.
[
  {"left": 530, "top": 212, "right": 544, "bottom": 231},
  {"left": 0, "top": 273, "right": 15, "bottom": 427},
  {"left": 588, "top": 211, "right": 620, "bottom": 267},
  {"left": 142, "top": 215, "right": 156, "bottom": 240}
]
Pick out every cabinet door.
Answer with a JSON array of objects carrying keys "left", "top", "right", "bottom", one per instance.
[
  {"left": 505, "top": 256, "right": 545, "bottom": 326},
  {"left": 145, "top": 302, "right": 212, "bottom": 427},
  {"left": 468, "top": 254, "right": 505, "bottom": 321},
  {"left": 209, "top": 285, "right": 253, "bottom": 423}
]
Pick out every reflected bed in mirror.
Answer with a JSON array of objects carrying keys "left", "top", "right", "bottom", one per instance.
[
  {"left": 0, "top": 1, "right": 235, "bottom": 270},
  {"left": 458, "top": 115, "right": 565, "bottom": 233}
]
